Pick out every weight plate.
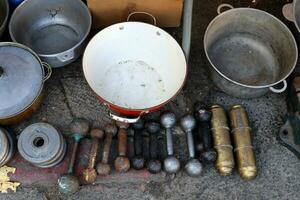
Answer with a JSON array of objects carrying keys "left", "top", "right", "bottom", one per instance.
[
  {"left": 0, "top": 128, "right": 9, "bottom": 166},
  {"left": 38, "top": 140, "right": 67, "bottom": 168},
  {"left": 1, "top": 129, "right": 16, "bottom": 166},
  {"left": 18, "top": 123, "right": 64, "bottom": 167}
]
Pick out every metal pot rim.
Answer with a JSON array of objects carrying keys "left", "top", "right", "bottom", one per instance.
[
  {"left": 204, "top": 7, "right": 298, "bottom": 89},
  {"left": 8, "top": 0, "right": 92, "bottom": 57},
  {"left": 0, "top": 42, "right": 46, "bottom": 120},
  {"left": 0, "top": 0, "right": 9, "bottom": 32}
]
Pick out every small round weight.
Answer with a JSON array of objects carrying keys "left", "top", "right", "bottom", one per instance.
[
  {"left": 0, "top": 129, "right": 16, "bottom": 166},
  {"left": 18, "top": 123, "right": 66, "bottom": 168},
  {"left": 0, "top": 128, "right": 9, "bottom": 166}
]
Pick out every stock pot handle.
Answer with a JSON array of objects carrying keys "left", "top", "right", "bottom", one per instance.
[
  {"left": 282, "top": 3, "right": 294, "bottom": 22},
  {"left": 269, "top": 80, "right": 288, "bottom": 93},
  {"left": 42, "top": 62, "right": 52, "bottom": 82},
  {"left": 127, "top": 11, "right": 157, "bottom": 26},
  {"left": 217, "top": 4, "right": 234, "bottom": 15},
  {"left": 110, "top": 112, "right": 147, "bottom": 124}
]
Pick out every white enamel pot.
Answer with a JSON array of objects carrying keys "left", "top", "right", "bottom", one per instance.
[{"left": 83, "top": 22, "right": 187, "bottom": 123}]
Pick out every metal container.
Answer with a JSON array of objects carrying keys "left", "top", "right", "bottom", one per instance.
[
  {"left": 229, "top": 105, "right": 257, "bottom": 180},
  {"left": 0, "top": 42, "right": 51, "bottom": 125},
  {"left": 83, "top": 21, "right": 187, "bottom": 123},
  {"left": 204, "top": 4, "right": 298, "bottom": 98},
  {"left": 9, "top": 0, "right": 92, "bottom": 68},
  {"left": 18, "top": 123, "right": 66, "bottom": 168},
  {"left": 0, "top": 0, "right": 9, "bottom": 38},
  {"left": 283, "top": 0, "right": 300, "bottom": 32},
  {"left": 211, "top": 105, "right": 234, "bottom": 176}
]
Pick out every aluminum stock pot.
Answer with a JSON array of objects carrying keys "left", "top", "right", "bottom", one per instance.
[
  {"left": 9, "top": 0, "right": 91, "bottom": 68},
  {"left": 0, "top": 0, "right": 9, "bottom": 38},
  {"left": 83, "top": 22, "right": 187, "bottom": 123},
  {"left": 0, "top": 42, "right": 51, "bottom": 125},
  {"left": 204, "top": 4, "right": 298, "bottom": 98},
  {"left": 283, "top": 0, "right": 300, "bottom": 32}
]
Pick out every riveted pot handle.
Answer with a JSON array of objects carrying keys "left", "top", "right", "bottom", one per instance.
[
  {"left": 110, "top": 112, "right": 147, "bottom": 124},
  {"left": 42, "top": 62, "right": 52, "bottom": 82},
  {"left": 127, "top": 11, "right": 157, "bottom": 26},
  {"left": 270, "top": 80, "right": 287, "bottom": 93},
  {"left": 282, "top": 3, "right": 294, "bottom": 22},
  {"left": 58, "top": 50, "right": 75, "bottom": 62},
  {"left": 217, "top": 4, "right": 234, "bottom": 15}
]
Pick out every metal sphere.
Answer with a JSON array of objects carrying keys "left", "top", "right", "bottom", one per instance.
[
  {"left": 132, "top": 156, "right": 145, "bottom": 170},
  {"left": 132, "top": 119, "right": 144, "bottom": 130},
  {"left": 201, "top": 149, "right": 217, "bottom": 163},
  {"left": 160, "top": 112, "right": 177, "bottom": 129},
  {"left": 105, "top": 124, "right": 118, "bottom": 136},
  {"left": 163, "top": 156, "right": 180, "bottom": 174},
  {"left": 90, "top": 129, "right": 104, "bottom": 139},
  {"left": 194, "top": 103, "right": 211, "bottom": 122},
  {"left": 147, "top": 160, "right": 162, "bottom": 174},
  {"left": 180, "top": 115, "right": 196, "bottom": 132},
  {"left": 114, "top": 156, "right": 130, "bottom": 173},
  {"left": 146, "top": 121, "right": 160, "bottom": 134},
  {"left": 96, "top": 163, "right": 111, "bottom": 176},
  {"left": 69, "top": 118, "right": 89, "bottom": 136},
  {"left": 184, "top": 159, "right": 203, "bottom": 177},
  {"left": 82, "top": 168, "right": 97, "bottom": 184},
  {"left": 58, "top": 174, "right": 80, "bottom": 194}
]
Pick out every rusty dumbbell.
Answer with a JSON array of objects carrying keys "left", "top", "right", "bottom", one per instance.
[
  {"left": 194, "top": 103, "right": 217, "bottom": 164},
  {"left": 82, "top": 129, "right": 104, "bottom": 184},
  {"left": 161, "top": 112, "right": 180, "bottom": 174},
  {"left": 180, "top": 115, "right": 203, "bottom": 177},
  {"left": 58, "top": 118, "right": 89, "bottom": 194},
  {"left": 132, "top": 120, "right": 145, "bottom": 170},
  {"left": 96, "top": 124, "right": 117, "bottom": 176},
  {"left": 114, "top": 122, "right": 130, "bottom": 173},
  {"left": 146, "top": 121, "right": 162, "bottom": 174}
]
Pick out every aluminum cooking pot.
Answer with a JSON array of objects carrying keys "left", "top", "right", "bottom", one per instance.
[
  {"left": 0, "top": 42, "right": 51, "bottom": 125},
  {"left": 283, "top": 0, "right": 300, "bottom": 32},
  {"left": 204, "top": 4, "right": 298, "bottom": 98},
  {"left": 0, "top": 0, "right": 9, "bottom": 38},
  {"left": 9, "top": 0, "right": 91, "bottom": 68},
  {"left": 83, "top": 21, "right": 187, "bottom": 123}
]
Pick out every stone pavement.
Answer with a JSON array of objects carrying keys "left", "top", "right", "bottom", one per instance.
[{"left": 1, "top": 0, "right": 300, "bottom": 199}]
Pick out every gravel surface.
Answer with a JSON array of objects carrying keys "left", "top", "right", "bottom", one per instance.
[{"left": 1, "top": 0, "right": 300, "bottom": 199}]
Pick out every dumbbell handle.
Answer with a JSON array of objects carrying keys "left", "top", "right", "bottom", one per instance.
[
  {"left": 102, "top": 133, "right": 113, "bottom": 164},
  {"left": 186, "top": 131, "right": 195, "bottom": 158},
  {"left": 166, "top": 129, "right": 174, "bottom": 156}
]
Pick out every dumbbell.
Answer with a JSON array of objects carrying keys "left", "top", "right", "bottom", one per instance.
[
  {"left": 161, "top": 112, "right": 180, "bottom": 174},
  {"left": 194, "top": 102, "right": 217, "bottom": 163},
  {"left": 145, "top": 121, "right": 162, "bottom": 174},
  {"left": 132, "top": 120, "right": 145, "bottom": 170},
  {"left": 180, "top": 115, "right": 203, "bottom": 177},
  {"left": 96, "top": 124, "right": 117, "bottom": 176},
  {"left": 82, "top": 129, "right": 104, "bottom": 184},
  {"left": 114, "top": 122, "right": 130, "bottom": 173},
  {"left": 58, "top": 118, "right": 89, "bottom": 194}
]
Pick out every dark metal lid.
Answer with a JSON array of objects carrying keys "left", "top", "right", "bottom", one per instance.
[{"left": 0, "top": 42, "right": 44, "bottom": 119}]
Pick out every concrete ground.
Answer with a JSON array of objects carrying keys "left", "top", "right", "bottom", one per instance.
[{"left": 1, "top": 0, "right": 300, "bottom": 199}]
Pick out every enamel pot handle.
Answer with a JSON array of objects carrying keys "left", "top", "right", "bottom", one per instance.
[
  {"left": 127, "top": 11, "right": 157, "bottom": 26},
  {"left": 270, "top": 80, "right": 288, "bottom": 93},
  {"left": 110, "top": 113, "right": 145, "bottom": 124},
  {"left": 217, "top": 4, "right": 234, "bottom": 15}
]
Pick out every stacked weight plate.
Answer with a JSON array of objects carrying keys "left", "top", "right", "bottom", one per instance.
[
  {"left": 18, "top": 123, "right": 66, "bottom": 168},
  {"left": 0, "top": 127, "right": 16, "bottom": 166}
]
